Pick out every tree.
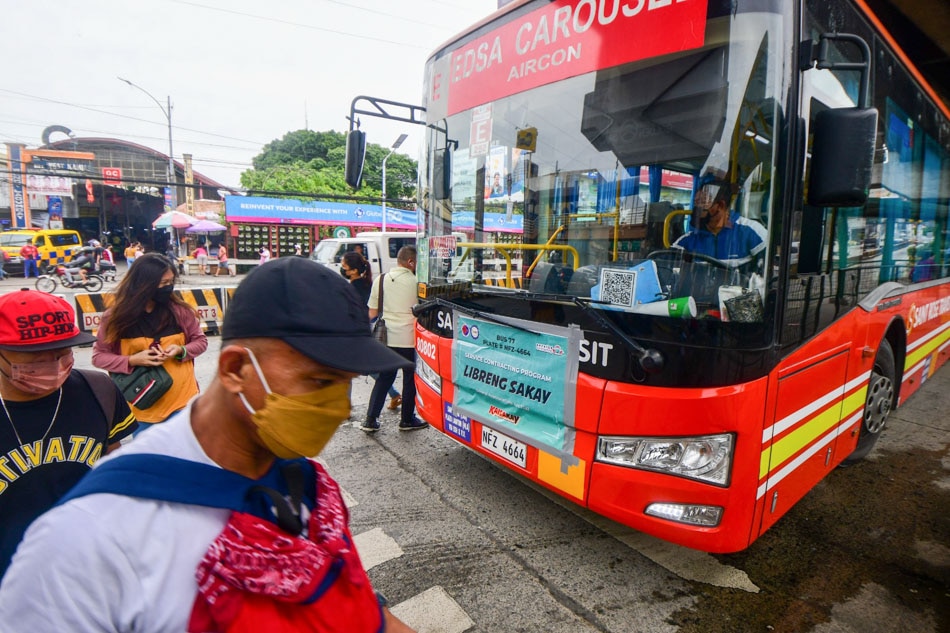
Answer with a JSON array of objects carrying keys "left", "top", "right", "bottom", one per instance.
[{"left": 241, "top": 129, "right": 417, "bottom": 204}]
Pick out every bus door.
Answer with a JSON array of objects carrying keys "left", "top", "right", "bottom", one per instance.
[{"left": 758, "top": 346, "right": 850, "bottom": 534}]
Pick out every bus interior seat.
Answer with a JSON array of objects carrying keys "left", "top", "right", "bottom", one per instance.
[
  {"left": 528, "top": 261, "right": 573, "bottom": 294},
  {"left": 565, "top": 265, "right": 599, "bottom": 297}
]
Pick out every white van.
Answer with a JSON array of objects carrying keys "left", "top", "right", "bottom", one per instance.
[{"left": 310, "top": 231, "right": 418, "bottom": 277}]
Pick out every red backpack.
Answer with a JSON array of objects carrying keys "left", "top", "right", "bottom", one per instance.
[{"left": 61, "top": 455, "right": 384, "bottom": 633}]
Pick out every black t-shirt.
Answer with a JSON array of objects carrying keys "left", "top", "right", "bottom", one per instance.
[
  {"left": 126, "top": 307, "right": 184, "bottom": 341},
  {"left": 0, "top": 372, "right": 135, "bottom": 578}
]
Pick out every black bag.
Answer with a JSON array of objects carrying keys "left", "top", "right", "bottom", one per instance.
[
  {"left": 723, "top": 288, "right": 765, "bottom": 323},
  {"left": 372, "top": 273, "right": 388, "bottom": 345},
  {"left": 372, "top": 318, "right": 388, "bottom": 345},
  {"left": 112, "top": 365, "right": 173, "bottom": 409}
]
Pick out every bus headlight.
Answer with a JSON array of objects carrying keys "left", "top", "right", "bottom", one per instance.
[
  {"left": 644, "top": 503, "right": 723, "bottom": 527},
  {"left": 415, "top": 355, "right": 441, "bottom": 395},
  {"left": 596, "top": 433, "right": 734, "bottom": 486}
]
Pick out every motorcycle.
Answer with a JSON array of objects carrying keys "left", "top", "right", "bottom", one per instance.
[{"left": 35, "top": 266, "right": 104, "bottom": 293}]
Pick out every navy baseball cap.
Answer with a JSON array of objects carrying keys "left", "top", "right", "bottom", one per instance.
[{"left": 222, "top": 257, "right": 411, "bottom": 374}]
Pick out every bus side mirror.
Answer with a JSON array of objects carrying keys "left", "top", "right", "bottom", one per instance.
[
  {"left": 345, "top": 130, "right": 367, "bottom": 190},
  {"left": 808, "top": 107, "right": 877, "bottom": 207},
  {"left": 433, "top": 148, "right": 452, "bottom": 201}
]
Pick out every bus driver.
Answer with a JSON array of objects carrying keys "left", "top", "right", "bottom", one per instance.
[{"left": 672, "top": 173, "right": 767, "bottom": 267}]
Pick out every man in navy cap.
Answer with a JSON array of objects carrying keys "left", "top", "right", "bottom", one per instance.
[{"left": 0, "top": 259, "right": 416, "bottom": 632}]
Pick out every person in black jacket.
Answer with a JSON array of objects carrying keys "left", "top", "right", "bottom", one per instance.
[{"left": 340, "top": 251, "right": 372, "bottom": 304}]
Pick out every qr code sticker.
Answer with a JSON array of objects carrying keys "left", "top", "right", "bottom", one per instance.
[{"left": 600, "top": 269, "right": 636, "bottom": 307}]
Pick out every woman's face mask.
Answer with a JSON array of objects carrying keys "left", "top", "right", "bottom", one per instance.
[
  {"left": 238, "top": 348, "right": 351, "bottom": 459},
  {"left": 153, "top": 285, "right": 175, "bottom": 304},
  {"left": 0, "top": 351, "right": 74, "bottom": 395}
]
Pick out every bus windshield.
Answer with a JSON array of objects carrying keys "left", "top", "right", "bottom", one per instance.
[{"left": 419, "top": 2, "right": 785, "bottom": 335}]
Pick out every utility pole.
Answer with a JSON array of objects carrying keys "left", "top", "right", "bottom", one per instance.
[{"left": 381, "top": 133, "right": 408, "bottom": 232}]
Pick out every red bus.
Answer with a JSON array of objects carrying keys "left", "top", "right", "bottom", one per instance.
[{"left": 347, "top": 0, "right": 950, "bottom": 552}]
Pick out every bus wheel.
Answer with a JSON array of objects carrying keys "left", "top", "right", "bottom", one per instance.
[{"left": 843, "top": 338, "right": 896, "bottom": 464}]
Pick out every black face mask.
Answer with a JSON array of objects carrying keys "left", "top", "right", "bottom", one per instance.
[
  {"left": 340, "top": 267, "right": 349, "bottom": 278},
  {"left": 154, "top": 285, "right": 175, "bottom": 303}
]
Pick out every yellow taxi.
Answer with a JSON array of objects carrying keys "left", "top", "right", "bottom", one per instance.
[{"left": 0, "top": 229, "right": 82, "bottom": 273}]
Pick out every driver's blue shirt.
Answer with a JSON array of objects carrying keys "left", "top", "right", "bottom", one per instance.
[{"left": 672, "top": 211, "right": 767, "bottom": 264}]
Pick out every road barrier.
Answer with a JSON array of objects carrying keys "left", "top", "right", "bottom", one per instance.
[
  {"left": 74, "top": 287, "right": 232, "bottom": 336},
  {"left": 481, "top": 276, "right": 524, "bottom": 289}
]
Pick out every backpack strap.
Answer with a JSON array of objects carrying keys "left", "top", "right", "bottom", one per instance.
[
  {"left": 58, "top": 454, "right": 312, "bottom": 520},
  {"left": 74, "top": 368, "right": 117, "bottom": 422}
]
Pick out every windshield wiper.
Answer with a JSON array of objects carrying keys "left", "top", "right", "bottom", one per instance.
[
  {"left": 414, "top": 295, "right": 664, "bottom": 374},
  {"left": 573, "top": 297, "right": 664, "bottom": 374}
]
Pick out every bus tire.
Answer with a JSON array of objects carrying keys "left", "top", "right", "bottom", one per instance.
[{"left": 843, "top": 338, "right": 896, "bottom": 465}]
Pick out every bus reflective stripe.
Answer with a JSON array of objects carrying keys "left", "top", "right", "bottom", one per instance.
[
  {"left": 763, "top": 386, "right": 841, "bottom": 444},
  {"left": 758, "top": 377, "right": 868, "bottom": 481},
  {"left": 762, "top": 370, "right": 871, "bottom": 445},
  {"left": 760, "top": 403, "right": 842, "bottom": 480},
  {"left": 905, "top": 322, "right": 950, "bottom": 369},
  {"left": 906, "top": 319, "right": 949, "bottom": 353},
  {"left": 841, "top": 388, "right": 867, "bottom": 419},
  {"left": 905, "top": 338, "right": 950, "bottom": 385},
  {"left": 756, "top": 411, "right": 861, "bottom": 499}
]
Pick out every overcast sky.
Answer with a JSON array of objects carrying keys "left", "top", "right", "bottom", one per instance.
[{"left": 0, "top": 0, "right": 499, "bottom": 187}]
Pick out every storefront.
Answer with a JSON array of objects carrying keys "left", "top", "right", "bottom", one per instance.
[{"left": 224, "top": 196, "right": 418, "bottom": 258}]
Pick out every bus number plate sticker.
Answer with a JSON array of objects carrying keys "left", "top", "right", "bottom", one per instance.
[{"left": 481, "top": 426, "right": 527, "bottom": 469}]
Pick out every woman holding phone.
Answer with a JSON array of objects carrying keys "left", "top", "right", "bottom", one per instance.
[{"left": 92, "top": 253, "right": 208, "bottom": 431}]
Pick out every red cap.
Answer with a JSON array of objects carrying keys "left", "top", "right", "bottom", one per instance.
[{"left": 0, "top": 289, "right": 96, "bottom": 352}]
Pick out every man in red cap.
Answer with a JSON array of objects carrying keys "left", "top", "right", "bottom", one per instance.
[
  {"left": 0, "top": 289, "right": 136, "bottom": 580},
  {"left": 0, "top": 259, "right": 417, "bottom": 631}
]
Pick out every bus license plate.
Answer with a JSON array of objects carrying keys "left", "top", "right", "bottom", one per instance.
[{"left": 480, "top": 426, "right": 527, "bottom": 469}]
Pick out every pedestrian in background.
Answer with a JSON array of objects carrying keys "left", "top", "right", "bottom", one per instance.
[
  {"left": 362, "top": 245, "right": 426, "bottom": 432},
  {"left": 258, "top": 246, "right": 271, "bottom": 265},
  {"left": 194, "top": 242, "right": 208, "bottom": 275},
  {"left": 19, "top": 243, "right": 39, "bottom": 279},
  {"left": 0, "top": 258, "right": 416, "bottom": 633},
  {"left": 92, "top": 253, "right": 208, "bottom": 431},
  {"left": 0, "top": 290, "right": 135, "bottom": 580},
  {"left": 341, "top": 251, "right": 403, "bottom": 411},
  {"left": 215, "top": 241, "right": 233, "bottom": 277},
  {"left": 123, "top": 241, "right": 136, "bottom": 269},
  {"left": 0, "top": 250, "right": 9, "bottom": 280}
]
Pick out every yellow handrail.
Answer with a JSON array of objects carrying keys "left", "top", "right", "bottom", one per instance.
[
  {"left": 457, "top": 241, "right": 580, "bottom": 288},
  {"left": 662, "top": 210, "right": 692, "bottom": 248},
  {"left": 526, "top": 224, "right": 567, "bottom": 278}
]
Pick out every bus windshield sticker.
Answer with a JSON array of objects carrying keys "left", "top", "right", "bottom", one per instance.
[
  {"left": 436, "top": 0, "right": 709, "bottom": 117},
  {"left": 451, "top": 313, "right": 579, "bottom": 456}
]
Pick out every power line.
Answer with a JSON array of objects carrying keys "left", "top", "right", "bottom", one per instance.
[
  {"left": 0, "top": 88, "right": 267, "bottom": 146},
  {"left": 319, "top": 0, "right": 469, "bottom": 30},
  {"left": 166, "top": 0, "right": 433, "bottom": 50}
]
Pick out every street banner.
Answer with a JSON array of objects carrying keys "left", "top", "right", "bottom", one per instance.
[
  {"left": 7, "top": 144, "right": 29, "bottom": 228},
  {"left": 225, "top": 196, "right": 417, "bottom": 229},
  {"left": 452, "top": 313, "right": 579, "bottom": 457}
]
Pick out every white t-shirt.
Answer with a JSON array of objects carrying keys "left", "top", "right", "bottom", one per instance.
[
  {"left": 367, "top": 266, "right": 418, "bottom": 348},
  {"left": 0, "top": 405, "right": 230, "bottom": 632}
]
